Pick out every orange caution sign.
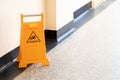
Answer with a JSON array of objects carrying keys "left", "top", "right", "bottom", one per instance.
[{"left": 17, "top": 13, "right": 50, "bottom": 68}]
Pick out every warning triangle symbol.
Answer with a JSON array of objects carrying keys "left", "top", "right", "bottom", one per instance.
[{"left": 26, "top": 31, "right": 40, "bottom": 43}]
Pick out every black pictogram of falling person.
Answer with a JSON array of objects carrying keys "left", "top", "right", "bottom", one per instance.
[{"left": 26, "top": 31, "right": 40, "bottom": 43}]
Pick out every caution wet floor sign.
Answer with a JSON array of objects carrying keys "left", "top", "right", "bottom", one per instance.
[
  {"left": 17, "top": 13, "right": 50, "bottom": 68},
  {"left": 26, "top": 31, "right": 41, "bottom": 43}
]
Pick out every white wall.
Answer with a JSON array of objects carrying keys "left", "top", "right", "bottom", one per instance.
[
  {"left": 0, "top": 0, "right": 91, "bottom": 57},
  {"left": 0, "top": 0, "right": 44, "bottom": 57},
  {"left": 56, "top": 0, "right": 91, "bottom": 30},
  {"left": 74, "top": 0, "right": 91, "bottom": 10},
  {"left": 56, "top": 0, "right": 73, "bottom": 30},
  {"left": 46, "top": 0, "right": 91, "bottom": 30},
  {"left": 45, "top": 0, "right": 56, "bottom": 30}
]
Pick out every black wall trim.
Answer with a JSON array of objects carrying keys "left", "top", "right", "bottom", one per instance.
[
  {"left": 45, "top": 30, "right": 57, "bottom": 41},
  {"left": 44, "top": 30, "right": 57, "bottom": 42},
  {"left": 0, "top": 47, "right": 19, "bottom": 69},
  {"left": 57, "top": 20, "right": 74, "bottom": 39},
  {"left": 74, "top": 1, "right": 92, "bottom": 19},
  {"left": 45, "top": 20, "right": 75, "bottom": 42}
]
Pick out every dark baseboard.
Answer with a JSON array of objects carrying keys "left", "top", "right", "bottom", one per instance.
[
  {"left": 45, "top": 20, "right": 75, "bottom": 42},
  {"left": 57, "top": 21, "right": 75, "bottom": 42},
  {"left": 57, "top": 21, "right": 74, "bottom": 39},
  {"left": 45, "top": 30, "right": 57, "bottom": 41},
  {"left": 45, "top": 1, "right": 92, "bottom": 42},
  {"left": 0, "top": 47, "right": 19, "bottom": 72},
  {"left": 74, "top": 1, "right": 92, "bottom": 19}
]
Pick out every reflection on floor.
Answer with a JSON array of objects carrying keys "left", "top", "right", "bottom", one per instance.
[{"left": 0, "top": 0, "right": 115, "bottom": 80}]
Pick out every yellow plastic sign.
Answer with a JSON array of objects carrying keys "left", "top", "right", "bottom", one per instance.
[{"left": 17, "top": 13, "right": 50, "bottom": 68}]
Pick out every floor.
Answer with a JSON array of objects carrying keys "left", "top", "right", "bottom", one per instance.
[{"left": 0, "top": 0, "right": 116, "bottom": 80}]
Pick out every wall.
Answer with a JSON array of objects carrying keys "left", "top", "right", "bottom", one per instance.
[
  {"left": 45, "top": 0, "right": 56, "bottom": 30},
  {"left": 56, "top": 0, "right": 73, "bottom": 30},
  {"left": 56, "top": 0, "right": 91, "bottom": 30},
  {"left": 0, "top": 0, "right": 91, "bottom": 57},
  {"left": 46, "top": 0, "right": 91, "bottom": 30},
  {"left": 0, "top": 0, "right": 44, "bottom": 57}
]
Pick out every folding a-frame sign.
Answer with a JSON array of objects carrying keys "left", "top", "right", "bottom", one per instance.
[{"left": 17, "top": 13, "right": 49, "bottom": 68}]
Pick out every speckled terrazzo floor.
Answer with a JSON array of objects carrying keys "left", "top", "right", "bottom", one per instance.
[{"left": 14, "top": 0, "right": 120, "bottom": 80}]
